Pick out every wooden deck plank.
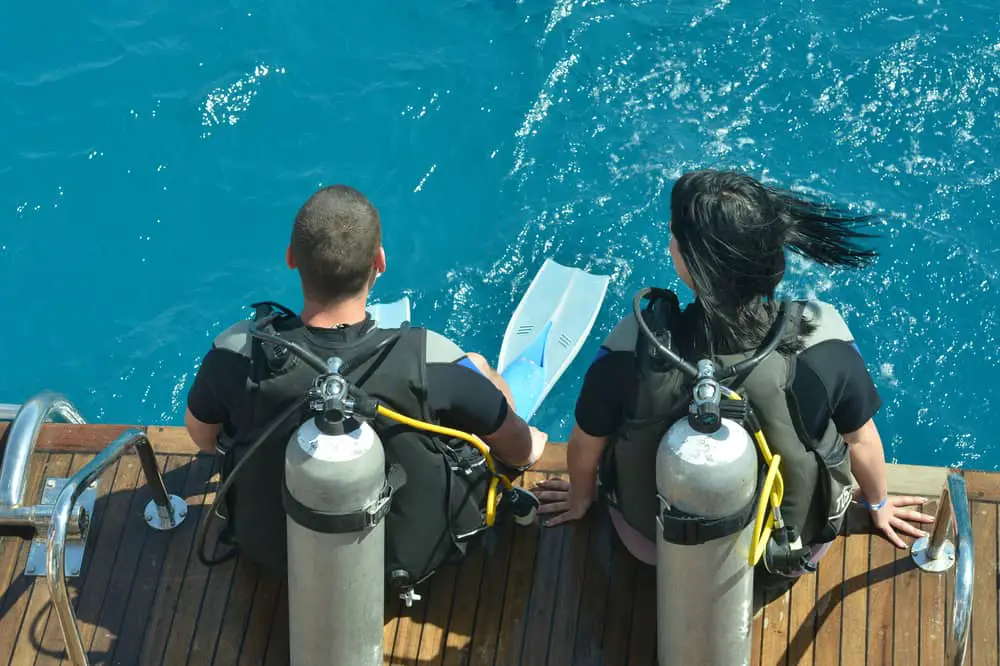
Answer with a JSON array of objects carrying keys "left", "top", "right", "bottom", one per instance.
[
  {"left": 519, "top": 472, "right": 568, "bottom": 666},
  {"left": 784, "top": 558, "right": 817, "bottom": 666},
  {"left": 414, "top": 556, "right": 459, "bottom": 666},
  {"left": 892, "top": 535, "right": 921, "bottom": 666},
  {"left": 627, "top": 562, "right": 657, "bottom": 666},
  {"left": 964, "top": 471, "right": 1000, "bottom": 503},
  {"left": 213, "top": 558, "right": 263, "bottom": 665},
  {"left": 383, "top": 590, "right": 402, "bottom": 665},
  {"left": 493, "top": 474, "right": 544, "bottom": 666},
  {"left": 919, "top": 499, "right": 947, "bottom": 666},
  {"left": 595, "top": 538, "right": 638, "bottom": 666},
  {"left": 32, "top": 453, "right": 95, "bottom": 666},
  {"left": 439, "top": 539, "right": 485, "bottom": 666},
  {"left": 811, "top": 536, "right": 846, "bottom": 666},
  {"left": 263, "top": 580, "right": 289, "bottom": 665},
  {"left": 839, "top": 533, "right": 870, "bottom": 663},
  {"left": 750, "top": 606, "right": 762, "bottom": 666},
  {"left": 865, "top": 533, "right": 897, "bottom": 665},
  {"left": 112, "top": 455, "right": 195, "bottom": 665},
  {"left": 0, "top": 451, "right": 50, "bottom": 665},
  {"left": 87, "top": 453, "right": 164, "bottom": 662},
  {"left": 187, "top": 498, "right": 242, "bottom": 665},
  {"left": 160, "top": 459, "right": 224, "bottom": 666},
  {"left": 8, "top": 454, "right": 72, "bottom": 666},
  {"left": 390, "top": 585, "right": 430, "bottom": 665},
  {"left": 137, "top": 455, "right": 216, "bottom": 666},
  {"left": 759, "top": 587, "right": 791, "bottom": 666},
  {"left": 72, "top": 454, "right": 142, "bottom": 659},
  {"left": 569, "top": 507, "right": 615, "bottom": 666},
  {"left": 971, "top": 501, "right": 998, "bottom": 666},
  {"left": 543, "top": 510, "right": 592, "bottom": 666},
  {"left": 466, "top": 523, "right": 516, "bottom": 666},
  {"left": 236, "top": 570, "right": 282, "bottom": 666}
]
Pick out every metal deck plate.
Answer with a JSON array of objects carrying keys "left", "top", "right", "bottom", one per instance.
[{"left": 25, "top": 477, "right": 98, "bottom": 578}]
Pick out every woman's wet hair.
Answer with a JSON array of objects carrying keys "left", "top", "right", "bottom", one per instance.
[{"left": 669, "top": 169, "right": 879, "bottom": 355}]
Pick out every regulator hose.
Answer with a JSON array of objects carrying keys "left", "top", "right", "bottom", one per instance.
[
  {"left": 196, "top": 395, "right": 309, "bottom": 567},
  {"left": 718, "top": 386, "right": 785, "bottom": 567},
  {"left": 374, "top": 404, "right": 514, "bottom": 527}
]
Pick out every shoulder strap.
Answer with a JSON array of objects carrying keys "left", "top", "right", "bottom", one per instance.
[
  {"left": 635, "top": 288, "right": 683, "bottom": 371},
  {"left": 248, "top": 301, "right": 300, "bottom": 372}
]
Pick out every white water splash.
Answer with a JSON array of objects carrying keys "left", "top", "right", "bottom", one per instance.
[{"left": 200, "top": 63, "right": 286, "bottom": 137}]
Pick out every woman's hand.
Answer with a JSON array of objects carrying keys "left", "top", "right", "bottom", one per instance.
[
  {"left": 531, "top": 477, "right": 593, "bottom": 527},
  {"left": 862, "top": 492, "right": 935, "bottom": 549}
]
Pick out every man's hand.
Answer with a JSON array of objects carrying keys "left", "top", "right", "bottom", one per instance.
[
  {"left": 531, "top": 477, "right": 593, "bottom": 527},
  {"left": 861, "top": 492, "right": 935, "bottom": 549}
]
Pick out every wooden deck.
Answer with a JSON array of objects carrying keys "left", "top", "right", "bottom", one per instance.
[{"left": 0, "top": 423, "right": 996, "bottom": 666}]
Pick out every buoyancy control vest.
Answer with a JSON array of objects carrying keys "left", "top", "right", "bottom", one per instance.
[
  {"left": 213, "top": 302, "right": 496, "bottom": 590},
  {"left": 598, "top": 290, "right": 855, "bottom": 555}
]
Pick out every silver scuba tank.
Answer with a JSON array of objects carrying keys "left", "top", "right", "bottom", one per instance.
[
  {"left": 284, "top": 360, "right": 393, "bottom": 666},
  {"left": 655, "top": 360, "right": 759, "bottom": 666}
]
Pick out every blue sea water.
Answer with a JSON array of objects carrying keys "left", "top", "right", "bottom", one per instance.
[{"left": 1, "top": 1, "right": 998, "bottom": 470}]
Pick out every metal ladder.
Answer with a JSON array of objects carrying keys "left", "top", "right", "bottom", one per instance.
[
  {"left": 909, "top": 473, "right": 975, "bottom": 666},
  {"left": 0, "top": 392, "right": 187, "bottom": 666}
]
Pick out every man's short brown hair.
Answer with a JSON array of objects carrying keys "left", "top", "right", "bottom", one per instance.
[{"left": 290, "top": 185, "right": 382, "bottom": 304}]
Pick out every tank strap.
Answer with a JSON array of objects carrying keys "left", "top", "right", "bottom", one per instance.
[
  {"left": 658, "top": 464, "right": 765, "bottom": 546},
  {"left": 282, "top": 464, "right": 408, "bottom": 534}
]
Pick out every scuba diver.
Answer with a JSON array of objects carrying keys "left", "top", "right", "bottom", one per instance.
[
  {"left": 531, "top": 169, "right": 935, "bottom": 603},
  {"left": 183, "top": 184, "right": 548, "bottom": 588}
]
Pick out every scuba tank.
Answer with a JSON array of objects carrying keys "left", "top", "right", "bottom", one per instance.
[
  {"left": 632, "top": 289, "right": 796, "bottom": 666},
  {"left": 283, "top": 356, "right": 397, "bottom": 666}
]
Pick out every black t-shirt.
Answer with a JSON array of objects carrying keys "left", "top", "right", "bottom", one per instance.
[
  {"left": 187, "top": 316, "right": 508, "bottom": 437},
  {"left": 575, "top": 299, "right": 882, "bottom": 439}
]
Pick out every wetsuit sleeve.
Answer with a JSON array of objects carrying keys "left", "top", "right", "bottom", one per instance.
[
  {"left": 794, "top": 340, "right": 883, "bottom": 438},
  {"left": 574, "top": 316, "right": 638, "bottom": 437},
  {"left": 186, "top": 346, "right": 250, "bottom": 424},
  {"left": 423, "top": 330, "right": 509, "bottom": 436}
]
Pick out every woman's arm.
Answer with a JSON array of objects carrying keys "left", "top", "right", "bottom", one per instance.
[
  {"left": 843, "top": 418, "right": 889, "bottom": 506},
  {"left": 844, "top": 418, "right": 934, "bottom": 548},
  {"left": 532, "top": 423, "right": 608, "bottom": 527}
]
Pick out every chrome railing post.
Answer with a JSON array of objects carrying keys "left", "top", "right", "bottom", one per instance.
[
  {"left": 46, "top": 429, "right": 187, "bottom": 666},
  {"left": 910, "top": 473, "right": 973, "bottom": 666},
  {"left": 0, "top": 392, "right": 85, "bottom": 511}
]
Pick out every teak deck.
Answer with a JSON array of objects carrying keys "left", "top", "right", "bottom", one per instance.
[{"left": 0, "top": 423, "right": 997, "bottom": 666}]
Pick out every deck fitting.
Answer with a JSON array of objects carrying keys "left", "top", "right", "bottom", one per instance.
[{"left": 25, "top": 477, "right": 97, "bottom": 578}]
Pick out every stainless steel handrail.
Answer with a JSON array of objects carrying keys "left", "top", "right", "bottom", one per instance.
[
  {"left": 911, "top": 473, "right": 973, "bottom": 665},
  {"left": 0, "top": 403, "right": 22, "bottom": 421},
  {"left": 0, "top": 392, "right": 85, "bottom": 511},
  {"left": 46, "top": 428, "right": 186, "bottom": 666},
  {"left": 947, "top": 475, "right": 973, "bottom": 666}
]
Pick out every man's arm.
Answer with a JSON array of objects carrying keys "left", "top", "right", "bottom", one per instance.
[
  {"left": 185, "top": 408, "right": 223, "bottom": 454},
  {"left": 184, "top": 345, "right": 247, "bottom": 455},
  {"left": 423, "top": 337, "right": 542, "bottom": 469}
]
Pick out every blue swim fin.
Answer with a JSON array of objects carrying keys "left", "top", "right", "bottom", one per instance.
[
  {"left": 368, "top": 297, "right": 411, "bottom": 329},
  {"left": 497, "top": 259, "right": 610, "bottom": 422}
]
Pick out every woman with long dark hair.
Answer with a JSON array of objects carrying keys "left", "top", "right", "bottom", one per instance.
[{"left": 532, "top": 169, "right": 933, "bottom": 592}]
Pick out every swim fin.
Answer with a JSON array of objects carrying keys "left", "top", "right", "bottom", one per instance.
[
  {"left": 497, "top": 258, "right": 611, "bottom": 422},
  {"left": 368, "top": 297, "right": 411, "bottom": 329}
]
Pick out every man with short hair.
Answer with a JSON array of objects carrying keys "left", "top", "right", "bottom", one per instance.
[{"left": 184, "top": 184, "right": 547, "bottom": 579}]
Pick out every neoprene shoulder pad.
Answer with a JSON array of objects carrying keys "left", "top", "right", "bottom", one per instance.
[
  {"left": 799, "top": 300, "right": 855, "bottom": 348},
  {"left": 213, "top": 319, "right": 253, "bottom": 358}
]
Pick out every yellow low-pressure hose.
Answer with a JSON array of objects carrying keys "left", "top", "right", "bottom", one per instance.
[
  {"left": 719, "top": 388, "right": 785, "bottom": 566},
  {"left": 374, "top": 404, "right": 514, "bottom": 527}
]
